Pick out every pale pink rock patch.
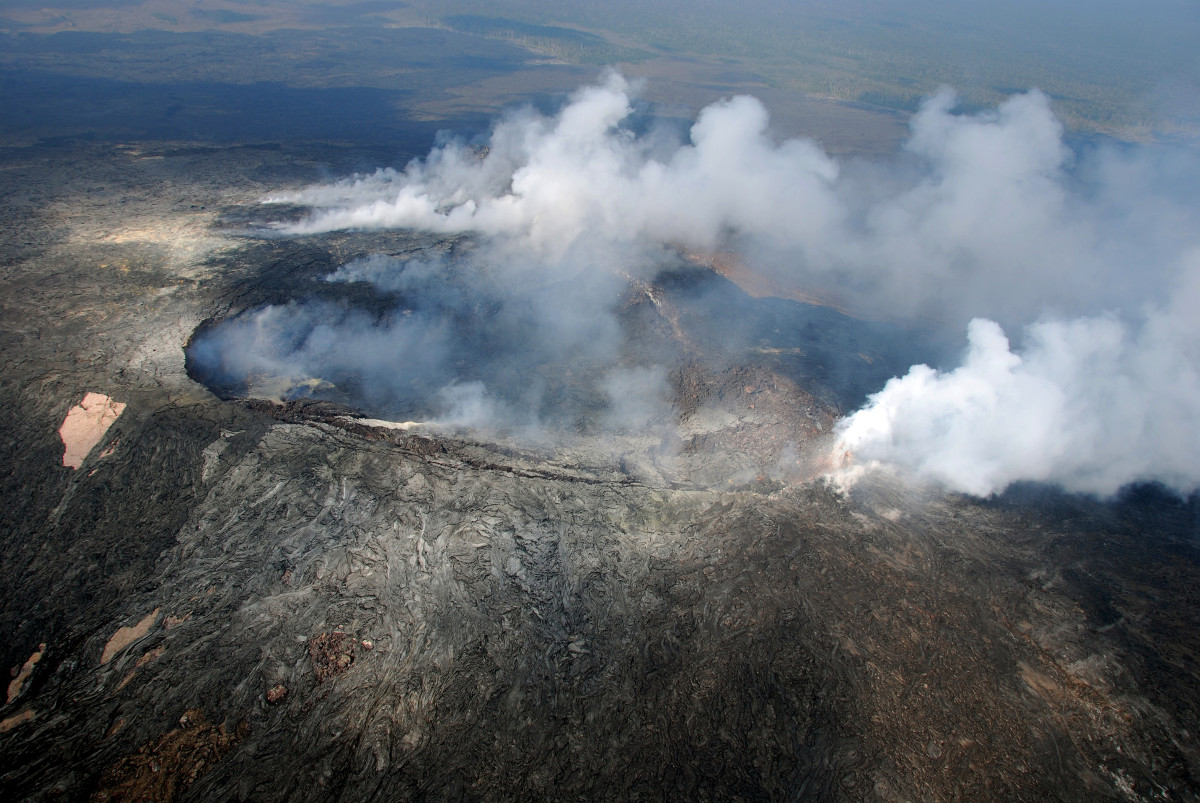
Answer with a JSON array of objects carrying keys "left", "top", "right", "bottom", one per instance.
[
  {"left": 100, "top": 608, "right": 159, "bottom": 666},
  {"left": 6, "top": 643, "right": 46, "bottom": 704},
  {"left": 59, "top": 392, "right": 126, "bottom": 469}
]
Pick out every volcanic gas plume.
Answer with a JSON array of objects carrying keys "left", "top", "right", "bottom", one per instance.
[{"left": 189, "top": 71, "right": 1200, "bottom": 497}]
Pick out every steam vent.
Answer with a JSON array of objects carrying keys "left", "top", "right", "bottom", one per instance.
[{"left": 3, "top": 7, "right": 1199, "bottom": 802}]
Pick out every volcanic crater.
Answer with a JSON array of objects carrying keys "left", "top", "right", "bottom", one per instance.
[{"left": 2, "top": 130, "right": 1198, "bottom": 803}]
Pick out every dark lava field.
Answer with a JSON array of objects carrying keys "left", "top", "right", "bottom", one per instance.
[
  {"left": 2, "top": 16, "right": 1200, "bottom": 803},
  {"left": 0, "top": 135, "right": 1198, "bottom": 802}
]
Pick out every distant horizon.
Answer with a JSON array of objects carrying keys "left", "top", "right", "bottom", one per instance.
[{"left": 1, "top": 0, "right": 1197, "bottom": 140}]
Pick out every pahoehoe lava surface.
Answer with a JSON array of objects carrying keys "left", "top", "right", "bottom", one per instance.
[{"left": 2, "top": 140, "right": 1199, "bottom": 802}]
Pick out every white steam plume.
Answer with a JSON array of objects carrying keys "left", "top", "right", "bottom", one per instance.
[
  {"left": 835, "top": 274, "right": 1200, "bottom": 497},
  {"left": 261, "top": 72, "right": 1200, "bottom": 496},
  {"left": 268, "top": 74, "right": 1196, "bottom": 327},
  {"left": 268, "top": 71, "right": 840, "bottom": 264}
]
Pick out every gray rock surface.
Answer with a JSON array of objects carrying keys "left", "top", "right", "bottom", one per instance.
[{"left": 1, "top": 140, "right": 1198, "bottom": 801}]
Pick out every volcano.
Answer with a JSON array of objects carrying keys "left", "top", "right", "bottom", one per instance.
[
  {"left": 1, "top": 35, "right": 1199, "bottom": 797},
  {"left": 0, "top": 136, "right": 1197, "bottom": 802}
]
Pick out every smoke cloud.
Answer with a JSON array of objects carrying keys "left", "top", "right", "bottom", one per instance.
[
  {"left": 835, "top": 286, "right": 1200, "bottom": 496},
  {"left": 188, "top": 247, "right": 654, "bottom": 432},
  {"left": 202, "top": 71, "right": 1200, "bottom": 496}
]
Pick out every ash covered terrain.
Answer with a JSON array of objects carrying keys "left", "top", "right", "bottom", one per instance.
[{"left": 3, "top": 6, "right": 1200, "bottom": 802}]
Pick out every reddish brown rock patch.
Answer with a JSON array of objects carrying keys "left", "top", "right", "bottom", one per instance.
[
  {"left": 90, "top": 709, "right": 248, "bottom": 803},
  {"left": 308, "top": 632, "right": 355, "bottom": 682}
]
